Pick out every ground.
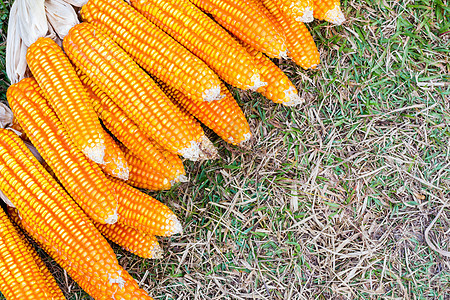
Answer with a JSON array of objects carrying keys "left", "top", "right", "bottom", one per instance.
[{"left": 0, "top": 0, "right": 449, "bottom": 299}]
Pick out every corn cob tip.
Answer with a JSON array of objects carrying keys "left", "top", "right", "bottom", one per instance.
[
  {"left": 170, "top": 174, "right": 189, "bottom": 185},
  {"left": 169, "top": 215, "right": 183, "bottom": 235},
  {"left": 325, "top": 5, "right": 346, "bottom": 25},
  {"left": 108, "top": 270, "right": 125, "bottom": 288},
  {"left": 307, "top": 63, "right": 319, "bottom": 70},
  {"left": 249, "top": 72, "right": 267, "bottom": 91},
  {"left": 279, "top": 47, "right": 289, "bottom": 60},
  {"left": 179, "top": 140, "right": 202, "bottom": 161},
  {"left": 178, "top": 174, "right": 189, "bottom": 183},
  {"left": 83, "top": 143, "right": 106, "bottom": 164},
  {"left": 298, "top": 7, "right": 314, "bottom": 23},
  {"left": 105, "top": 209, "right": 119, "bottom": 225},
  {"left": 150, "top": 243, "right": 164, "bottom": 259},
  {"left": 106, "top": 158, "right": 130, "bottom": 181},
  {"left": 282, "top": 86, "right": 305, "bottom": 107},
  {"left": 239, "top": 132, "right": 252, "bottom": 146},
  {"left": 199, "top": 135, "right": 219, "bottom": 160},
  {"left": 202, "top": 84, "right": 221, "bottom": 102}
]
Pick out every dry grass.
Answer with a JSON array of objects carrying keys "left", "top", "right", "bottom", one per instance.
[{"left": 0, "top": 0, "right": 449, "bottom": 299}]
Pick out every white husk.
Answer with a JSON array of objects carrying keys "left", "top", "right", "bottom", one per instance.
[
  {"left": 6, "top": 1, "right": 29, "bottom": 84},
  {"left": 0, "top": 103, "right": 14, "bottom": 129},
  {"left": 61, "top": 0, "right": 88, "bottom": 7},
  {"left": 16, "top": 0, "right": 48, "bottom": 47},
  {"left": 45, "top": 0, "right": 80, "bottom": 39},
  {"left": 46, "top": 20, "right": 63, "bottom": 47}
]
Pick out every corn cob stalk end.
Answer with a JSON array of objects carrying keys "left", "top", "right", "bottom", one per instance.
[{"left": 325, "top": 5, "right": 346, "bottom": 25}]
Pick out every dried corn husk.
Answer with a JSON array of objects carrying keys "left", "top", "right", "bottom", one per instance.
[
  {"left": 45, "top": 0, "right": 80, "bottom": 39},
  {"left": 46, "top": 20, "right": 63, "bottom": 47},
  {"left": 0, "top": 103, "right": 14, "bottom": 129},
  {"left": 62, "top": 0, "right": 88, "bottom": 7},
  {"left": 16, "top": 0, "right": 48, "bottom": 47},
  {"left": 6, "top": 1, "right": 28, "bottom": 84}
]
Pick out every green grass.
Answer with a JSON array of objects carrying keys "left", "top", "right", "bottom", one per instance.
[{"left": 0, "top": 0, "right": 449, "bottom": 299}]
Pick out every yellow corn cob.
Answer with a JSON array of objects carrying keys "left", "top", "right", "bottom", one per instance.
[
  {"left": 8, "top": 208, "right": 154, "bottom": 300},
  {"left": 262, "top": 0, "right": 320, "bottom": 69},
  {"left": 64, "top": 22, "right": 205, "bottom": 161},
  {"left": 7, "top": 77, "right": 118, "bottom": 224},
  {"left": 275, "top": 0, "right": 314, "bottom": 22},
  {"left": 80, "top": 0, "right": 222, "bottom": 102},
  {"left": 189, "top": 0, "right": 287, "bottom": 58},
  {"left": 100, "top": 132, "right": 129, "bottom": 181},
  {"left": 157, "top": 79, "right": 252, "bottom": 145},
  {"left": 79, "top": 72, "right": 185, "bottom": 182},
  {"left": 0, "top": 129, "right": 152, "bottom": 299},
  {"left": 5, "top": 208, "right": 66, "bottom": 300},
  {"left": 165, "top": 91, "right": 218, "bottom": 160},
  {"left": 0, "top": 207, "right": 58, "bottom": 299},
  {"left": 313, "top": 0, "right": 345, "bottom": 25},
  {"left": 94, "top": 221, "right": 163, "bottom": 259},
  {"left": 26, "top": 37, "right": 105, "bottom": 164},
  {"left": 121, "top": 146, "right": 173, "bottom": 190},
  {"left": 242, "top": 43, "right": 303, "bottom": 106},
  {"left": 110, "top": 178, "right": 183, "bottom": 236},
  {"left": 129, "top": 0, "right": 264, "bottom": 91}
]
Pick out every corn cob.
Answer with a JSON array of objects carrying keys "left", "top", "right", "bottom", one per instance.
[
  {"left": 7, "top": 77, "right": 118, "bottom": 224},
  {"left": 157, "top": 79, "right": 252, "bottom": 145},
  {"left": 167, "top": 92, "right": 218, "bottom": 160},
  {"left": 100, "top": 132, "right": 129, "bottom": 181},
  {"left": 64, "top": 22, "right": 205, "bottom": 161},
  {"left": 242, "top": 43, "right": 303, "bottom": 106},
  {"left": 94, "top": 221, "right": 163, "bottom": 259},
  {"left": 0, "top": 129, "right": 153, "bottom": 299},
  {"left": 26, "top": 37, "right": 105, "bottom": 164},
  {"left": 121, "top": 146, "right": 173, "bottom": 190},
  {"left": 80, "top": 0, "right": 222, "bottom": 102},
  {"left": 189, "top": 0, "right": 287, "bottom": 59},
  {"left": 8, "top": 207, "right": 154, "bottom": 300},
  {"left": 111, "top": 178, "right": 183, "bottom": 236},
  {"left": 262, "top": 0, "right": 320, "bottom": 69},
  {"left": 5, "top": 207, "right": 66, "bottom": 300},
  {"left": 312, "top": 0, "right": 345, "bottom": 25},
  {"left": 275, "top": 0, "right": 314, "bottom": 22},
  {"left": 79, "top": 72, "right": 185, "bottom": 182},
  {"left": 0, "top": 207, "right": 58, "bottom": 299},
  {"left": 129, "top": 0, "right": 264, "bottom": 91}
]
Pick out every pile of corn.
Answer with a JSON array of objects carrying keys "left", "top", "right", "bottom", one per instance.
[{"left": 0, "top": 0, "right": 345, "bottom": 299}]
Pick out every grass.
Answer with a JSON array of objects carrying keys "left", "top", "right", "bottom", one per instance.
[{"left": 0, "top": 0, "right": 449, "bottom": 299}]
